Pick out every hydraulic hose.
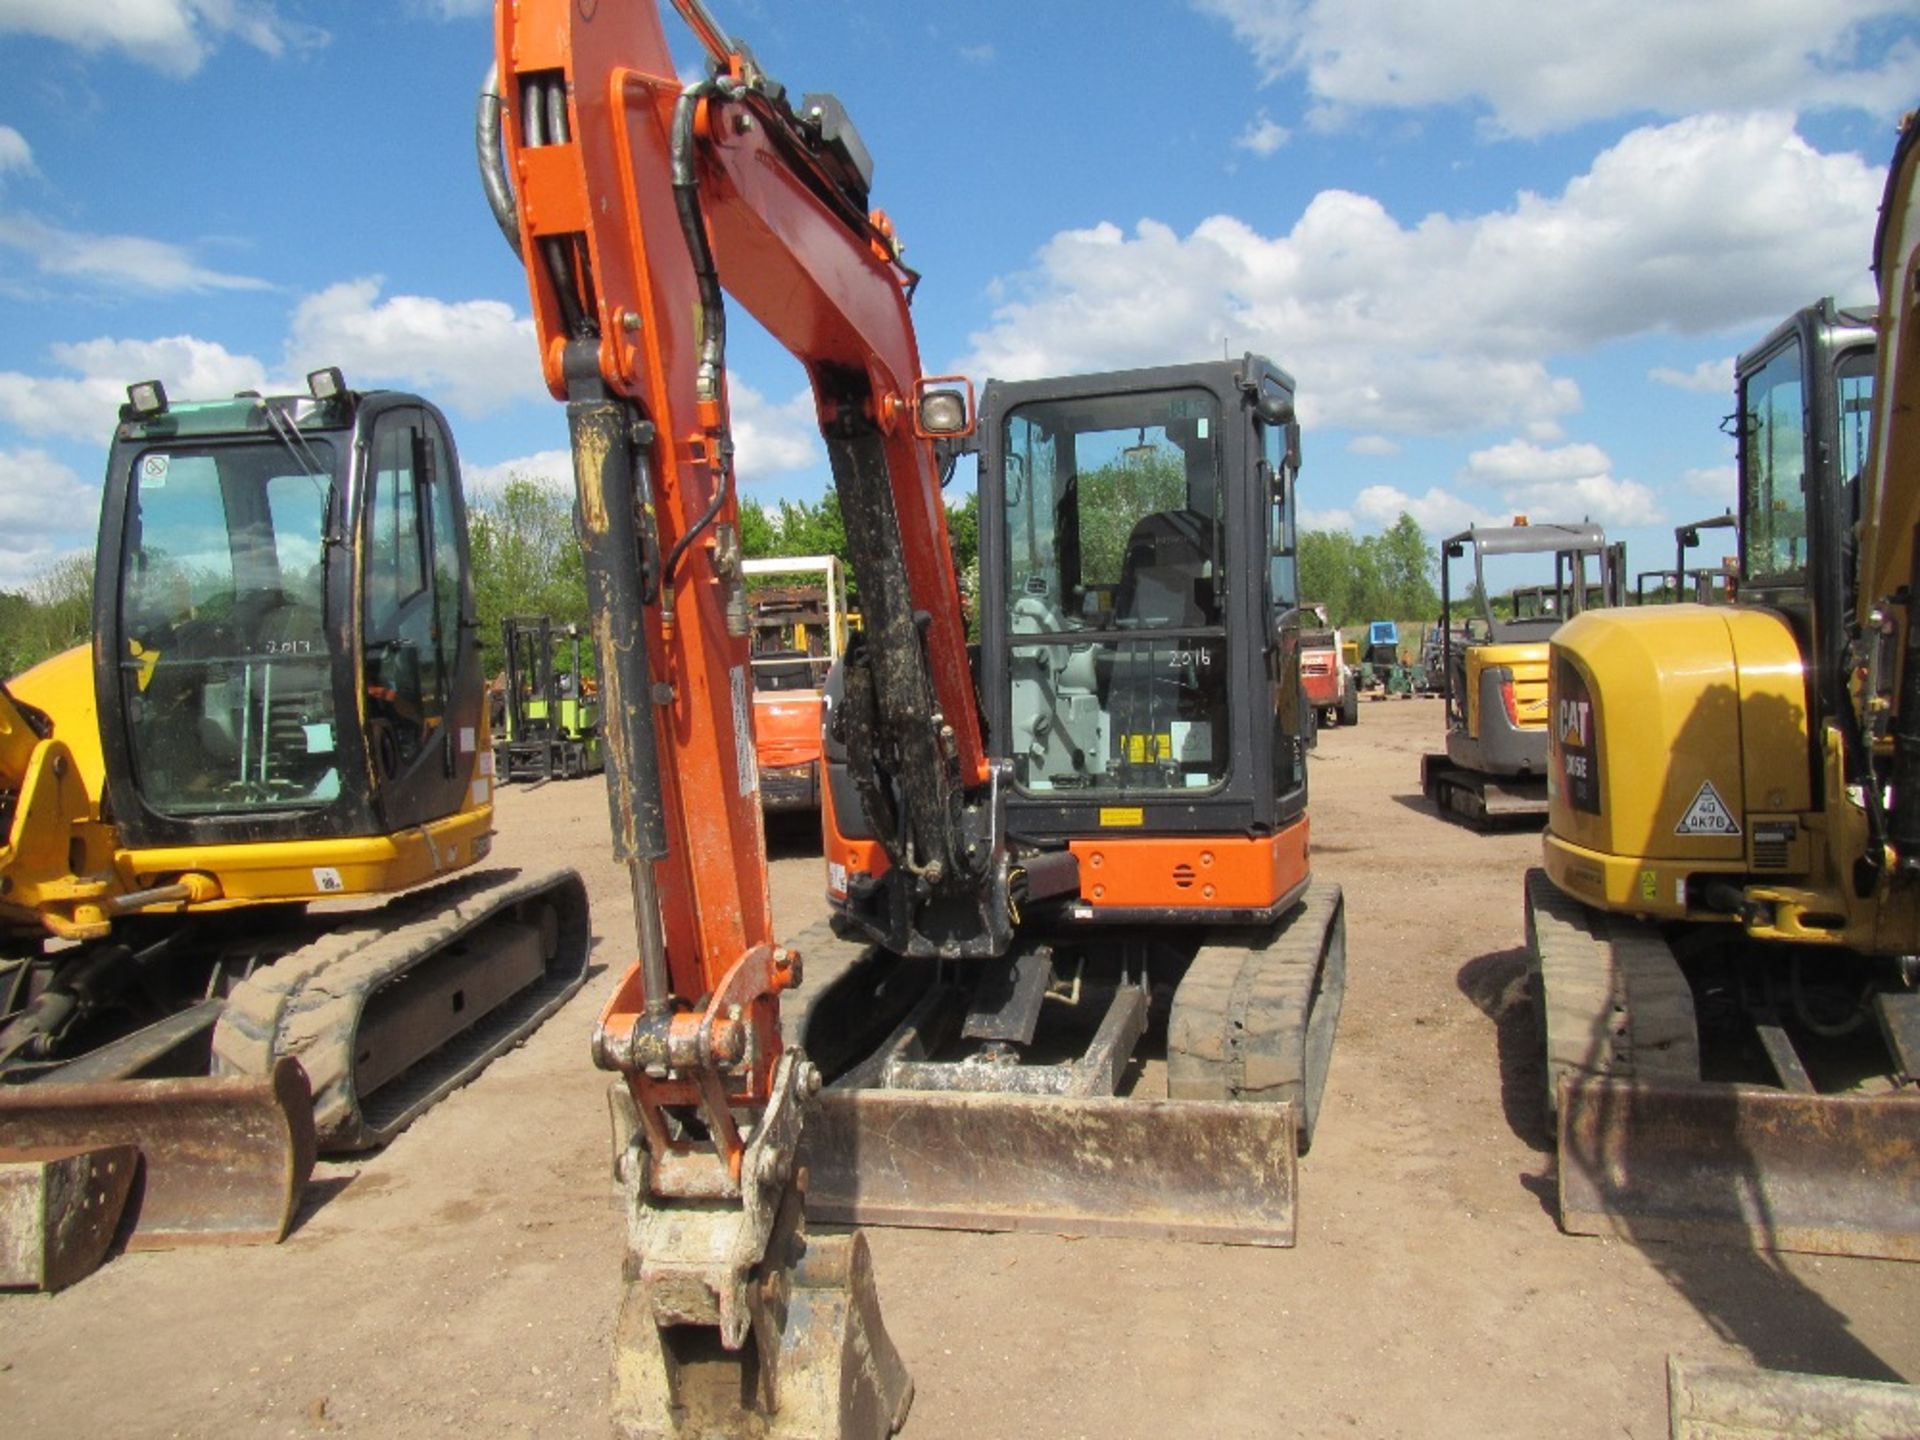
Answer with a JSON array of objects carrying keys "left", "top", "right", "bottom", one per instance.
[
  {"left": 658, "top": 79, "right": 736, "bottom": 589},
  {"left": 475, "top": 62, "right": 521, "bottom": 260}
]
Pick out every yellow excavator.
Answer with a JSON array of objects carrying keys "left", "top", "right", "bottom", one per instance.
[
  {"left": 1524, "top": 113, "right": 1920, "bottom": 1263},
  {"left": 0, "top": 374, "right": 589, "bottom": 1283},
  {"left": 1423, "top": 521, "right": 1619, "bottom": 824}
]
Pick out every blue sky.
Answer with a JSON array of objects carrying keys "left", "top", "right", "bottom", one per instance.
[{"left": 1, "top": 0, "right": 1915, "bottom": 593}]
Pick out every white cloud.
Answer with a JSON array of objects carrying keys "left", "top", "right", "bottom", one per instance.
[
  {"left": 464, "top": 448, "right": 574, "bottom": 498},
  {"left": 1506, "top": 472, "right": 1662, "bottom": 527},
  {"left": 1650, "top": 357, "right": 1736, "bottom": 394},
  {"left": 962, "top": 113, "right": 1878, "bottom": 436},
  {"left": 1297, "top": 505, "right": 1354, "bottom": 531},
  {"left": 0, "top": 334, "right": 268, "bottom": 440},
  {"left": 1462, "top": 438, "right": 1662, "bottom": 526},
  {"left": 0, "top": 0, "right": 328, "bottom": 78},
  {"left": 285, "top": 278, "right": 541, "bottom": 416},
  {"left": 0, "top": 448, "right": 98, "bottom": 589},
  {"left": 1464, "top": 438, "right": 1611, "bottom": 486},
  {"left": 727, "top": 381, "right": 822, "bottom": 484},
  {"left": 1683, "top": 464, "right": 1737, "bottom": 500},
  {"left": 457, "top": 380, "right": 822, "bottom": 498},
  {"left": 959, "top": 43, "right": 995, "bottom": 65},
  {"left": 1195, "top": 0, "right": 1920, "bottom": 136},
  {"left": 0, "top": 213, "right": 270, "bottom": 294},
  {"left": 0, "top": 126, "right": 32, "bottom": 177},
  {"left": 1354, "top": 483, "right": 1479, "bottom": 533},
  {"left": 1346, "top": 435, "right": 1400, "bottom": 457},
  {"left": 1234, "top": 112, "right": 1291, "bottom": 157}
]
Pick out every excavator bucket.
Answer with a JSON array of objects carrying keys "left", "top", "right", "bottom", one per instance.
[
  {"left": 0, "top": 1056, "right": 316, "bottom": 1250},
  {"left": 799, "top": 1089, "right": 1298, "bottom": 1246},
  {"left": 1668, "top": 1358, "right": 1920, "bottom": 1439},
  {"left": 1557, "top": 1077, "right": 1920, "bottom": 1261}
]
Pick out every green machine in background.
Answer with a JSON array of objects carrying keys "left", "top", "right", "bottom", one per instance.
[{"left": 494, "top": 615, "right": 602, "bottom": 783}]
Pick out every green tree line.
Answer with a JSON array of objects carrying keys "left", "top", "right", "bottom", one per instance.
[
  {"left": 1297, "top": 512, "right": 1439, "bottom": 629},
  {"left": 0, "top": 554, "right": 95, "bottom": 680}
]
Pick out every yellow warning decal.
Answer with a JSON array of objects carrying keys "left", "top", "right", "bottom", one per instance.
[{"left": 1099, "top": 807, "right": 1145, "bottom": 827}]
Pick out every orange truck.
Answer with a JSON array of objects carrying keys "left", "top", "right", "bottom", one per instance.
[{"left": 742, "top": 555, "right": 845, "bottom": 810}]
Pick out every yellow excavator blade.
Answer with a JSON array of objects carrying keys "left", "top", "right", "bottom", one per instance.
[{"left": 1557, "top": 1077, "right": 1920, "bottom": 1261}]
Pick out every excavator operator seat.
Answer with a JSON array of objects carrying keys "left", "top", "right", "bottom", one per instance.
[
  {"left": 1114, "top": 510, "right": 1219, "bottom": 628},
  {"left": 1108, "top": 509, "right": 1218, "bottom": 784}
]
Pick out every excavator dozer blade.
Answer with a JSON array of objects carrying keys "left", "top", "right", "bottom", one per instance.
[
  {"left": 1668, "top": 1358, "right": 1920, "bottom": 1439},
  {"left": 0, "top": 1056, "right": 316, "bottom": 1250},
  {"left": 1557, "top": 1077, "right": 1920, "bottom": 1261},
  {"left": 0, "top": 1143, "right": 137, "bottom": 1291},
  {"left": 800, "top": 1089, "right": 1298, "bottom": 1246}
]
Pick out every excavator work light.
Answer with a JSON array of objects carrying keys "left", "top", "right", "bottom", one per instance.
[
  {"left": 307, "top": 367, "right": 347, "bottom": 402},
  {"left": 125, "top": 380, "right": 169, "bottom": 419},
  {"left": 914, "top": 376, "right": 975, "bottom": 439}
]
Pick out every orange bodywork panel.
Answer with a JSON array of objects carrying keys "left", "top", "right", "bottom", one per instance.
[
  {"left": 753, "top": 692, "right": 825, "bottom": 773},
  {"left": 1069, "top": 819, "right": 1311, "bottom": 913}
]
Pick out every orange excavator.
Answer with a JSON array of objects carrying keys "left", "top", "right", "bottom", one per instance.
[{"left": 483, "top": 2, "right": 1343, "bottom": 1433}]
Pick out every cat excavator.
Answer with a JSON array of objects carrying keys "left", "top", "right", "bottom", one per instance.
[
  {"left": 481, "top": 0, "right": 1343, "bottom": 1433},
  {"left": 0, "top": 376, "right": 591, "bottom": 1281},
  {"left": 1524, "top": 112, "right": 1920, "bottom": 1264}
]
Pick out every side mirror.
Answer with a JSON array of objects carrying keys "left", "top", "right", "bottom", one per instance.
[{"left": 1253, "top": 388, "right": 1293, "bottom": 425}]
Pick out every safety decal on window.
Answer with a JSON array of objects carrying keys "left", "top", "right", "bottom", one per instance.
[
  {"left": 1674, "top": 780, "right": 1740, "bottom": 837},
  {"left": 141, "top": 454, "right": 170, "bottom": 488}
]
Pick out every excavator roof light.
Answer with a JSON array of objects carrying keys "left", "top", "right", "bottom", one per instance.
[
  {"left": 125, "top": 379, "right": 169, "bottom": 420},
  {"left": 307, "top": 367, "right": 347, "bottom": 402}
]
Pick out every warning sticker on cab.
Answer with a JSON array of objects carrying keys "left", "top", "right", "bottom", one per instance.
[
  {"left": 1099, "top": 807, "right": 1145, "bottom": 827},
  {"left": 1675, "top": 780, "right": 1740, "bottom": 837}
]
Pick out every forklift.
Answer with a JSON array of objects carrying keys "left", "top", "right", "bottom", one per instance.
[{"left": 494, "top": 615, "right": 602, "bottom": 783}]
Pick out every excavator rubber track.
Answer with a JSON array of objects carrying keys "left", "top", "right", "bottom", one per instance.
[
  {"left": 1167, "top": 882, "right": 1347, "bottom": 1150},
  {"left": 1421, "top": 754, "right": 1547, "bottom": 828},
  {"left": 212, "top": 867, "right": 591, "bottom": 1151},
  {"left": 1523, "top": 867, "right": 1920, "bottom": 1260},
  {"left": 788, "top": 883, "right": 1345, "bottom": 1246}
]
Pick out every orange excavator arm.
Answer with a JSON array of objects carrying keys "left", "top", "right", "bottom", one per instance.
[{"left": 484, "top": 2, "right": 987, "bottom": 1431}]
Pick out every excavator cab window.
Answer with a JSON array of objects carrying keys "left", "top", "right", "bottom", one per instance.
[
  {"left": 361, "top": 412, "right": 459, "bottom": 783},
  {"left": 1261, "top": 397, "right": 1308, "bottom": 795},
  {"left": 1001, "top": 388, "right": 1231, "bottom": 795},
  {"left": 118, "top": 440, "right": 342, "bottom": 815},
  {"left": 1740, "top": 337, "right": 1811, "bottom": 583}
]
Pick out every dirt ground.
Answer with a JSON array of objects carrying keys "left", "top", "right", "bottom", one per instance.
[{"left": 2, "top": 695, "right": 1914, "bottom": 1438}]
